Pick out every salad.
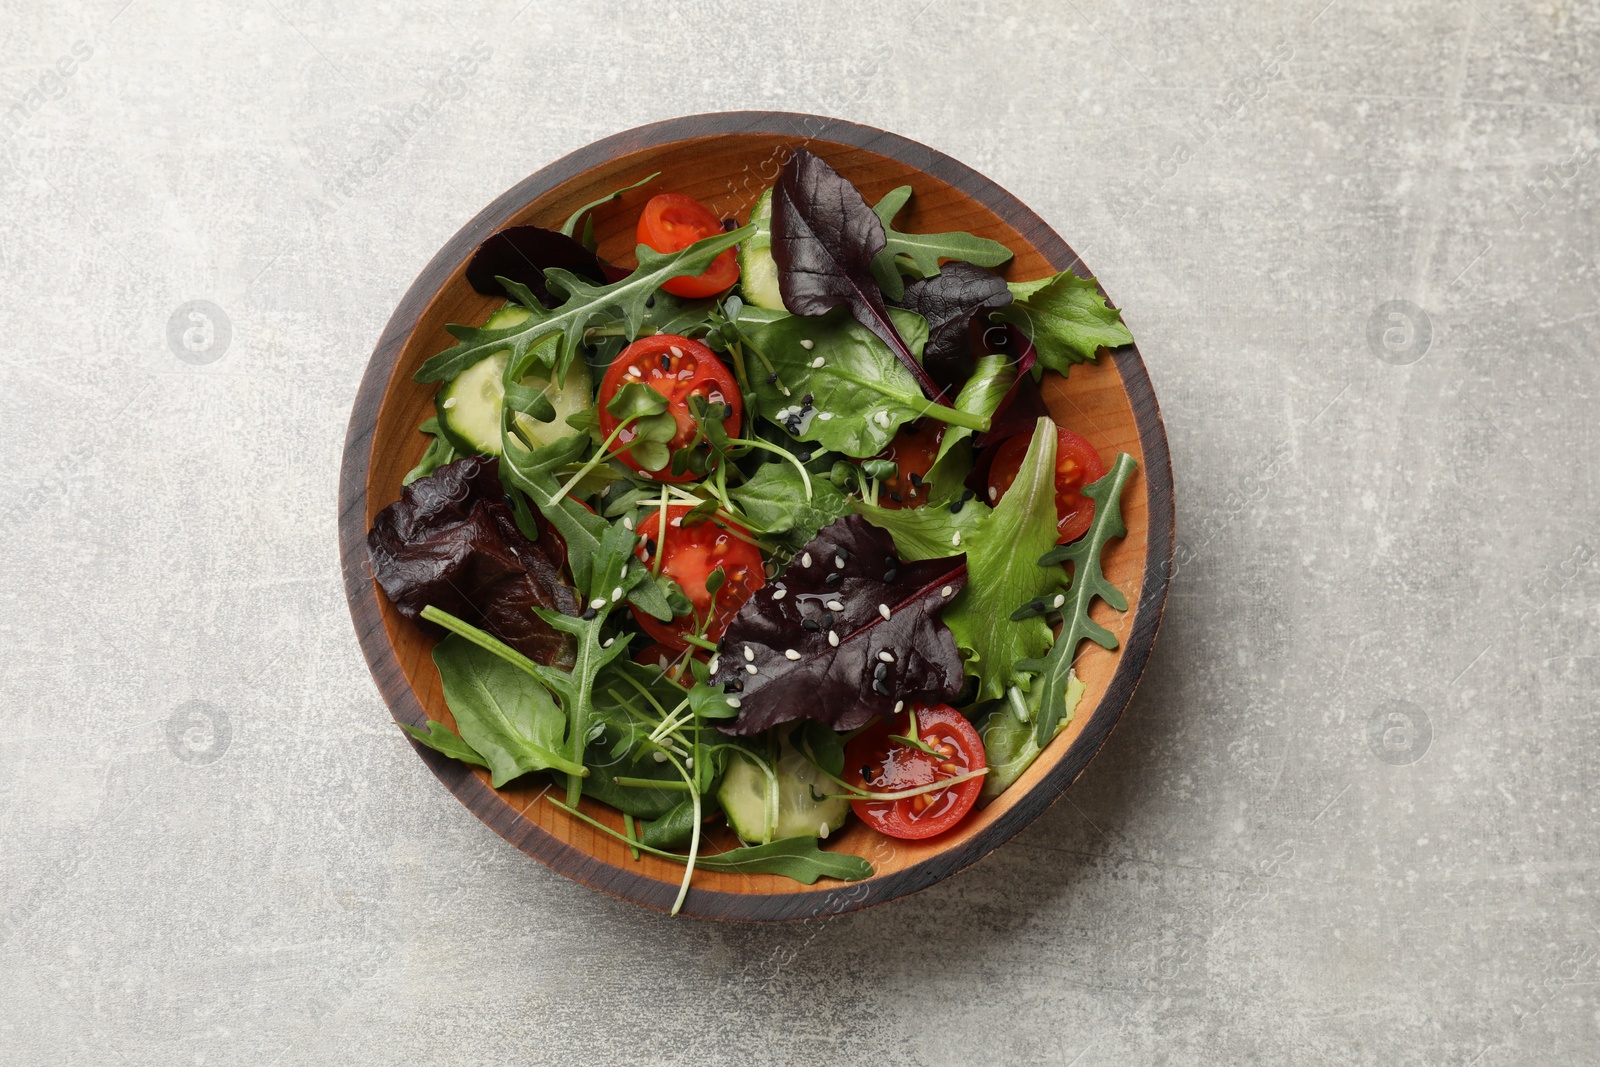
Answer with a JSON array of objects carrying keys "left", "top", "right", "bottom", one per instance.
[{"left": 368, "top": 148, "right": 1138, "bottom": 912}]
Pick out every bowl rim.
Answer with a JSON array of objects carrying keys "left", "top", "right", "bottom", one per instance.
[{"left": 339, "top": 110, "right": 1175, "bottom": 921}]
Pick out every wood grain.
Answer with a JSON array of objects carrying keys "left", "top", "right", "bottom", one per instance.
[{"left": 339, "top": 112, "right": 1174, "bottom": 920}]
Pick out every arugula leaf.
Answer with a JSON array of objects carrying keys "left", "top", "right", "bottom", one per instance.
[
  {"left": 898, "top": 262, "right": 1014, "bottom": 386},
  {"left": 1015, "top": 452, "right": 1137, "bottom": 745},
  {"left": 710, "top": 516, "right": 969, "bottom": 735},
  {"left": 924, "top": 353, "right": 1015, "bottom": 502},
  {"left": 430, "top": 634, "right": 584, "bottom": 785},
  {"left": 549, "top": 797, "right": 872, "bottom": 884},
  {"left": 853, "top": 497, "right": 990, "bottom": 561},
  {"left": 559, "top": 171, "right": 659, "bottom": 241},
  {"left": 977, "top": 670, "right": 1086, "bottom": 800},
  {"left": 870, "top": 185, "right": 1014, "bottom": 301},
  {"left": 995, "top": 270, "right": 1133, "bottom": 375},
  {"left": 742, "top": 308, "right": 988, "bottom": 458},
  {"left": 402, "top": 416, "right": 458, "bottom": 486},
  {"left": 941, "top": 418, "right": 1070, "bottom": 701},
  {"left": 727, "top": 461, "right": 850, "bottom": 550},
  {"left": 770, "top": 149, "right": 941, "bottom": 398},
  {"left": 400, "top": 718, "right": 488, "bottom": 769},
  {"left": 415, "top": 225, "right": 751, "bottom": 386}
]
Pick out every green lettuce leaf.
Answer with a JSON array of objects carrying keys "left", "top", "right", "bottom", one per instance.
[
  {"left": 996, "top": 270, "right": 1133, "bottom": 374},
  {"left": 940, "top": 418, "right": 1069, "bottom": 700},
  {"left": 853, "top": 497, "right": 990, "bottom": 561},
  {"left": 727, "top": 461, "right": 850, "bottom": 550},
  {"left": 978, "top": 670, "right": 1086, "bottom": 800}
]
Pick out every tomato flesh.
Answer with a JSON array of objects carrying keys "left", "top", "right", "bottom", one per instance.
[
  {"left": 598, "top": 334, "right": 742, "bottom": 483},
  {"left": 637, "top": 193, "right": 740, "bottom": 298},
  {"left": 866, "top": 420, "right": 944, "bottom": 509},
  {"left": 630, "top": 504, "right": 765, "bottom": 651},
  {"left": 985, "top": 423, "right": 1106, "bottom": 542},
  {"left": 844, "top": 704, "right": 985, "bottom": 840}
]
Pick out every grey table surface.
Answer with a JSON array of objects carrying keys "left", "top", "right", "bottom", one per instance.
[{"left": 3, "top": 0, "right": 1598, "bottom": 1064}]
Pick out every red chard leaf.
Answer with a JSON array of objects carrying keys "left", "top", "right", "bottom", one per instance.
[
  {"left": 465, "top": 225, "right": 608, "bottom": 307},
  {"left": 898, "top": 262, "right": 1014, "bottom": 389},
  {"left": 771, "top": 149, "right": 943, "bottom": 399},
  {"left": 710, "top": 516, "right": 968, "bottom": 736},
  {"left": 368, "top": 456, "right": 581, "bottom": 667}
]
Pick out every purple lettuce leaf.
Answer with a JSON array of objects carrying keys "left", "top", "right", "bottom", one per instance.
[
  {"left": 710, "top": 516, "right": 968, "bottom": 736},
  {"left": 898, "top": 262, "right": 1014, "bottom": 390},
  {"left": 464, "top": 225, "right": 608, "bottom": 307},
  {"left": 770, "top": 149, "right": 943, "bottom": 399}
]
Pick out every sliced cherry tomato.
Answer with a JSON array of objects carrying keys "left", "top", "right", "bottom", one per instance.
[
  {"left": 864, "top": 420, "right": 944, "bottom": 509},
  {"left": 985, "top": 423, "right": 1106, "bottom": 542},
  {"left": 844, "top": 704, "right": 985, "bottom": 840},
  {"left": 637, "top": 193, "right": 740, "bottom": 298},
  {"left": 598, "top": 334, "right": 742, "bottom": 483},
  {"left": 631, "top": 504, "right": 765, "bottom": 651}
]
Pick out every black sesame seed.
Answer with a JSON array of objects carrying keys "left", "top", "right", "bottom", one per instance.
[
  {"left": 801, "top": 393, "right": 814, "bottom": 408},
  {"left": 724, "top": 679, "right": 744, "bottom": 693},
  {"left": 802, "top": 618, "right": 820, "bottom": 632},
  {"left": 767, "top": 371, "right": 778, "bottom": 384},
  {"left": 949, "top": 499, "right": 964, "bottom": 514},
  {"left": 859, "top": 765, "right": 874, "bottom": 781},
  {"left": 822, "top": 612, "right": 835, "bottom": 628},
  {"left": 909, "top": 472, "right": 923, "bottom": 487},
  {"left": 962, "top": 488, "right": 976, "bottom": 501},
  {"left": 580, "top": 607, "right": 598, "bottom": 621},
  {"left": 835, "top": 547, "right": 849, "bottom": 563},
  {"left": 797, "top": 451, "right": 811, "bottom": 462},
  {"left": 825, "top": 571, "right": 842, "bottom": 587},
  {"left": 644, "top": 538, "right": 656, "bottom": 554},
  {"left": 888, "top": 492, "right": 902, "bottom": 503},
  {"left": 660, "top": 354, "right": 671, "bottom": 371},
  {"left": 645, "top": 295, "right": 656, "bottom": 309},
  {"left": 883, "top": 568, "right": 898, "bottom": 583},
  {"left": 873, "top": 661, "right": 888, "bottom": 682}
]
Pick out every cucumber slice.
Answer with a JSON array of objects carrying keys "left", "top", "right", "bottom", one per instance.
[
  {"left": 737, "top": 188, "right": 784, "bottom": 311},
  {"left": 718, "top": 726, "right": 849, "bottom": 844},
  {"left": 434, "top": 305, "right": 592, "bottom": 456}
]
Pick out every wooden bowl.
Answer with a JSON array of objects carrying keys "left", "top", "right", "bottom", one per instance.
[{"left": 339, "top": 112, "right": 1174, "bottom": 920}]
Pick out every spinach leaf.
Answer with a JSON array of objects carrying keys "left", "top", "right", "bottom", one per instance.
[
  {"left": 639, "top": 796, "right": 702, "bottom": 849},
  {"left": 727, "top": 460, "right": 850, "bottom": 550},
  {"left": 898, "top": 262, "right": 1014, "bottom": 387},
  {"left": 941, "top": 418, "right": 1069, "bottom": 701},
  {"left": 870, "top": 184, "right": 1014, "bottom": 301},
  {"left": 742, "top": 308, "right": 988, "bottom": 458},
  {"left": 1016, "top": 452, "right": 1137, "bottom": 745},
  {"left": 977, "top": 670, "right": 1086, "bottom": 800},
  {"left": 400, "top": 719, "right": 488, "bottom": 769},
  {"left": 770, "top": 149, "right": 940, "bottom": 398},
  {"left": 430, "top": 634, "right": 583, "bottom": 786},
  {"left": 402, "top": 416, "right": 458, "bottom": 486},
  {"left": 416, "top": 224, "right": 751, "bottom": 385},
  {"left": 995, "top": 270, "right": 1133, "bottom": 375},
  {"left": 709, "top": 516, "right": 968, "bottom": 735},
  {"left": 853, "top": 497, "right": 990, "bottom": 561}
]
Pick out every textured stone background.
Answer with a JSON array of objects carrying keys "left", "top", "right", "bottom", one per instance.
[{"left": 3, "top": 0, "right": 1598, "bottom": 1063}]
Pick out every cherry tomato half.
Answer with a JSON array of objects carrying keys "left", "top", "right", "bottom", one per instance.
[
  {"left": 865, "top": 420, "right": 944, "bottom": 509},
  {"left": 637, "top": 193, "right": 740, "bottom": 298},
  {"left": 985, "top": 423, "right": 1106, "bottom": 543},
  {"left": 598, "top": 334, "right": 742, "bottom": 483},
  {"left": 631, "top": 504, "right": 765, "bottom": 651},
  {"left": 844, "top": 704, "right": 986, "bottom": 840}
]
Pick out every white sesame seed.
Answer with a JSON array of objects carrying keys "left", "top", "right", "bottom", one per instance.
[
  {"left": 894, "top": 700, "right": 904, "bottom": 714},
  {"left": 826, "top": 599, "right": 844, "bottom": 612},
  {"left": 801, "top": 552, "right": 813, "bottom": 567},
  {"left": 878, "top": 651, "right": 894, "bottom": 663},
  {"left": 708, "top": 655, "right": 720, "bottom": 672},
  {"left": 602, "top": 637, "right": 615, "bottom": 648},
  {"left": 800, "top": 339, "right": 814, "bottom": 350},
  {"left": 652, "top": 750, "right": 667, "bottom": 763},
  {"left": 669, "top": 345, "right": 683, "bottom": 358},
  {"left": 785, "top": 649, "right": 801, "bottom": 660},
  {"left": 441, "top": 396, "right": 457, "bottom": 409},
  {"left": 612, "top": 586, "right": 624, "bottom": 602},
  {"left": 626, "top": 365, "right": 641, "bottom": 377},
  {"left": 818, "top": 412, "right": 834, "bottom": 421},
  {"left": 828, "top": 630, "right": 839, "bottom": 647},
  {"left": 834, "top": 555, "right": 845, "bottom": 569},
  {"left": 589, "top": 597, "right": 606, "bottom": 610},
  {"left": 811, "top": 356, "right": 825, "bottom": 369},
  {"left": 772, "top": 586, "right": 786, "bottom": 600},
  {"left": 878, "top": 604, "right": 892, "bottom": 621},
  {"left": 987, "top": 486, "right": 997, "bottom": 501},
  {"left": 623, "top": 515, "right": 634, "bottom": 531},
  {"left": 874, "top": 410, "right": 890, "bottom": 427},
  {"left": 727, "top": 696, "right": 742, "bottom": 708},
  {"left": 746, "top": 663, "right": 758, "bottom": 675},
  {"left": 951, "top": 531, "right": 962, "bottom": 546},
  {"left": 744, "top": 645, "right": 755, "bottom": 661},
  {"left": 940, "top": 586, "right": 953, "bottom": 597},
  {"left": 1053, "top": 593, "right": 1066, "bottom": 608},
  {"left": 818, "top": 821, "right": 830, "bottom": 838},
  {"left": 686, "top": 757, "right": 694, "bottom": 768}
]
